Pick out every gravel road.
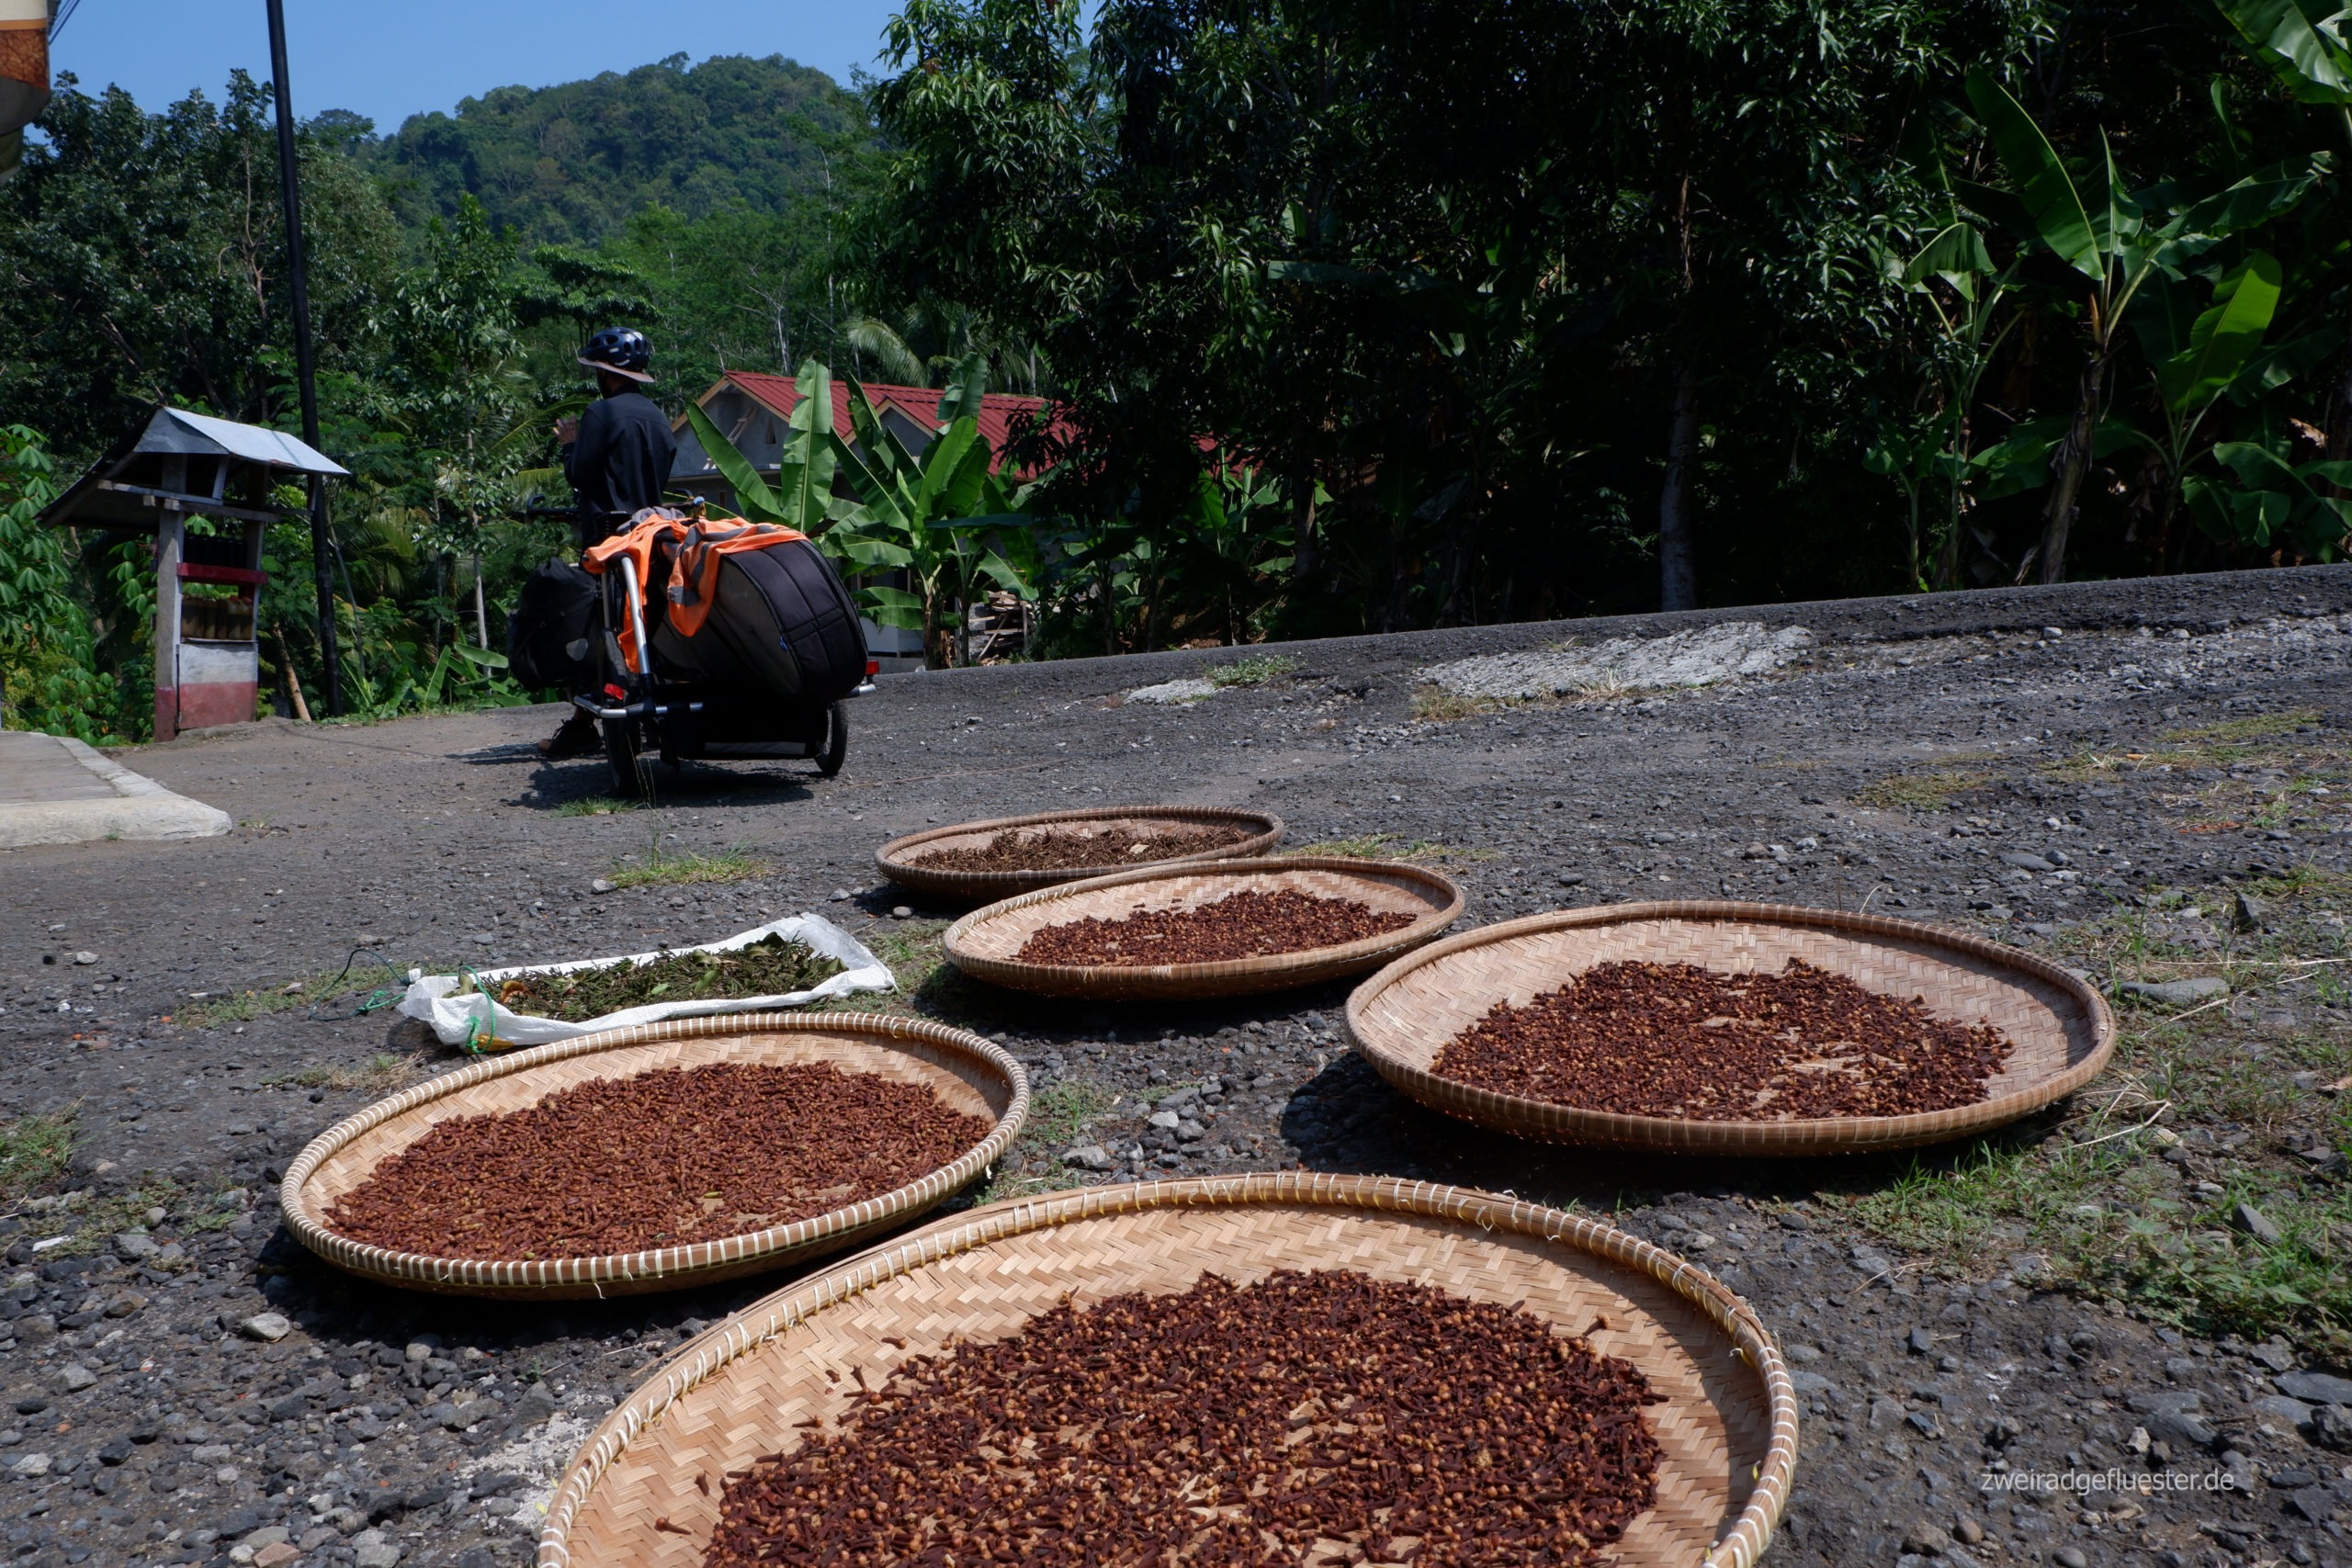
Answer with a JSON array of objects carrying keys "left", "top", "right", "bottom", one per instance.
[{"left": 4, "top": 563, "right": 2352, "bottom": 1568}]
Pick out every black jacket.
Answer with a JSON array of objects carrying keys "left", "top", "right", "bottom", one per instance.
[{"left": 562, "top": 390, "right": 676, "bottom": 546}]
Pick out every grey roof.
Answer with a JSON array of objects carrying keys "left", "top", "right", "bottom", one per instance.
[{"left": 143, "top": 408, "right": 349, "bottom": 477}]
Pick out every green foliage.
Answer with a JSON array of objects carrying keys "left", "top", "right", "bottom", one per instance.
[
  {"left": 0, "top": 428, "right": 110, "bottom": 739},
  {"left": 0, "top": 73, "right": 404, "bottom": 456}
]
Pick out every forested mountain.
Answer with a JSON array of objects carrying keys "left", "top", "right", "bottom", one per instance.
[{"left": 361, "top": 53, "right": 865, "bottom": 245}]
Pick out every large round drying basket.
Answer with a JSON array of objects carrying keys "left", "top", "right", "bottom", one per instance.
[
  {"left": 1348, "top": 900, "right": 2115, "bottom": 1156},
  {"left": 942, "top": 854, "right": 1464, "bottom": 1000},
  {"left": 876, "top": 803, "right": 1285, "bottom": 902},
  {"left": 537, "top": 1173, "right": 1798, "bottom": 1568},
  {"left": 280, "top": 1013, "right": 1027, "bottom": 1299}
]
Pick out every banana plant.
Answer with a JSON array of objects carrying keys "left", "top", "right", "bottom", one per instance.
[
  {"left": 1886, "top": 219, "right": 2021, "bottom": 587},
  {"left": 2132, "top": 251, "right": 2288, "bottom": 556},
  {"left": 1958, "top": 67, "right": 2321, "bottom": 582},
  {"left": 2208, "top": 0, "right": 2352, "bottom": 149},
  {"left": 2187, "top": 433, "right": 2352, "bottom": 557},
  {"left": 824, "top": 353, "right": 1039, "bottom": 669},
  {"left": 681, "top": 360, "right": 842, "bottom": 535}
]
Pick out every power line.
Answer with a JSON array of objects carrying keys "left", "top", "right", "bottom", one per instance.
[{"left": 49, "top": 0, "right": 81, "bottom": 41}]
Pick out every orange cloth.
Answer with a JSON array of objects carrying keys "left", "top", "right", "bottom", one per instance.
[{"left": 582, "top": 511, "right": 808, "bottom": 670}]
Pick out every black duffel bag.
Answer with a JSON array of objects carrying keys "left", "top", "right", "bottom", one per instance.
[
  {"left": 506, "top": 558, "right": 601, "bottom": 693},
  {"left": 650, "top": 534, "right": 865, "bottom": 707}
]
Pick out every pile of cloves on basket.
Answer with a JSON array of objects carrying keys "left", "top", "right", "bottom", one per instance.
[
  {"left": 327, "top": 1063, "right": 988, "bottom": 1259},
  {"left": 1015, "top": 890, "right": 1416, "bottom": 968},
  {"left": 702, "top": 1269, "right": 1665, "bottom": 1568},
  {"left": 1436, "top": 957, "right": 2015, "bottom": 1120}
]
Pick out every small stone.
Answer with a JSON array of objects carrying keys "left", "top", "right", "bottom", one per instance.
[
  {"left": 891, "top": 906, "right": 912, "bottom": 919},
  {"left": 8, "top": 1452, "right": 49, "bottom": 1478},
  {"left": 2289, "top": 1487, "right": 2339, "bottom": 1524},
  {"left": 1175, "top": 1120, "right": 1208, "bottom": 1142},
  {"left": 2253, "top": 1394, "right": 2315, "bottom": 1433},
  {"left": 239, "top": 1313, "right": 292, "bottom": 1343},
  {"left": 1905, "top": 1326, "right": 1933, "bottom": 1354},
  {"left": 352, "top": 1528, "right": 403, "bottom": 1568},
  {"left": 2053, "top": 1547, "right": 2088, "bottom": 1568},
  {"left": 514, "top": 1383, "right": 560, "bottom": 1426},
  {"left": 2232, "top": 1201, "right": 2282, "bottom": 1244},
  {"left": 2118, "top": 976, "right": 2227, "bottom": 1007},
  {"left": 403, "top": 1339, "right": 436, "bottom": 1362},
  {"left": 1903, "top": 1522, "right": 1952, "bottom": 1556},
  {"left": 2248, "top": 1338, "right": 2296, "bottom": 1372},
  {"left": 1147, "top": 1111, "right": 1182, "bottom": 1132},
  {"left": 253, "top": 1544, "right": 300, "bottom": 1568},
  {"left": 1061, "top": 1145, "right": 1114, "bottom": 1172},
  {"left": 589, "top": 879, "right": 616, "bottom": 895},
  {"left": 240, "top": 1528, "right": 290, "bottom": 1551},
  {"left": 54, "top": 1363, "right": 96, "bottom": 1393},
  {"left": 70, "top": 951, "right": 97, "bottom": 965},
  {"left": 1784, "top": 1343, "right": 1823, "bottom": 1364},
  {"left": 830, "top": 888, "right": 852, "bottom": 901},
  {"left": 2277, "top": 1370, "right": 2352, "bottom": 1404},
  {"left": 1953, "top": 1517, "right": 1984, "bottom": 1545},
  {"left": 2234, "top": 892, "right": 2273, "bottom": 931},
  {"left": 1869, "top": 1396, "right": 1904, "bottom": 1431},
  {"left": 113, "top": 1232, "right": 159, "bottom": 1261},
  {"left": 1999, "top": 852, "right": 2055, "bottom": 873},
  {"left": 103, "top": 1292, "right": 145, "bottom": 1319}
]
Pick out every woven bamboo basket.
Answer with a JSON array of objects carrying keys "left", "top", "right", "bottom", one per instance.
[
  {"left": 537, "top": 1172, "right": 1798, "bottom": 1568},
  {"left": 280, "top": 1013, "right": 1027, "bottom": 1299},
  {"left": 942, "top": 854, "right": 1464, "bottom": 999},
  {"left": 876, "top": 803, "right": 1284, "bottom": 902},
  {"left": 1347, "top": 900, "right": 2115, "bottom": 1156}
]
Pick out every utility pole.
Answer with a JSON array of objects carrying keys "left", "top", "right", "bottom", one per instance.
[{"left": 265, "top": 0, "right": 343, "bottom": 716}]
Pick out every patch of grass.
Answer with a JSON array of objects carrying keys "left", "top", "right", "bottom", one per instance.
[
  {"left": 1851, "top": 769, "right": 1996, "bottom": 811},
  {"left": 2168, "top": 707, "right": 2325, "bottom": 748},
  {"left": 260, "top": 1054, "right": 426, "bottom": 1094},
  {"left": 1208, "top": 654, "right": 1298, "bottom": 688},
  {"left": 554, "top": 796, "right": 644, "bottom": 818},
  {"left": 1295, "top": 832, "right": 1498, "bottom": 863},
  {"left": 1409, "top": 686, "right": 1508, "bottom": 723},
  {"left": 0, "top": 1111, "right": 74, "bottom": 1205},
  {"left": 1832, "top": 872, "right": 2352, "bottom": 1363},
  {"left": 605, "top": 840, "right": 763, "bottom": 889},
  {"left": 978, "top": 1080, "right": 1118, "bottom": 1203},
  {"left": 811, "top": 918, "right": 968, "bottom": 1020},
  {"left": 179, "top": 967, "right": 366, "bottom": 1030}
]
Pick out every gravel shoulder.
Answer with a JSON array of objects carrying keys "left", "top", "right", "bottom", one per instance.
[{"left": 3, "top": 564, "right": 2351, "bottom": 1568}]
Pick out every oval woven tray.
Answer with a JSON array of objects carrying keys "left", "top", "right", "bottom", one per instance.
[
  {"left": 1348, "top": 900, "right": 2115, "bottom": 1156},
  {"left": 280, "top": 1013, "right": 1027, "bottom": 1299},
  {"left": 942, "top": 854, "right": 1464, "bottom": 999},
  {"left": 875, "top": 804, "right": 1284, "bottom": 902},
  {"left": 537, "top": 1173, "right": 1798, "bottom": 1568}
]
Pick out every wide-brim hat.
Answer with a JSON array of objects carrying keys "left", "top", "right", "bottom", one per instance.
[{"left": 579, "top": 355, "right": 655, "bottom": 385}]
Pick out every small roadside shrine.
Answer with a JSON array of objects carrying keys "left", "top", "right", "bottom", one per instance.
[{"left": 39, "top": 405, "right": 346, "bottom": 739}]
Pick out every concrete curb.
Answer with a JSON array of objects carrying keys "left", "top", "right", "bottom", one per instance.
[{"left": 0, "top": 731, "right": 232, "bottom": 849}]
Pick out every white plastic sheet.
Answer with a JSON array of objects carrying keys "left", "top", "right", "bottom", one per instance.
[{"left": 397, "top": 913, "right": 895, "bottom": 1048}]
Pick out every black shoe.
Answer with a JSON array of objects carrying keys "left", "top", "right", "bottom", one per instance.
[{"left": 537, "top": 713, "right": 600, "bottom": 760}]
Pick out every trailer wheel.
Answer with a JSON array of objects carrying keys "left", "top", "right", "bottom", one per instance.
[
  {"left": 604, "top": 716, "right": 650, "bottom": 798},
  {"left": 814, "top": 701, "right": 848, "bottom": 778}
]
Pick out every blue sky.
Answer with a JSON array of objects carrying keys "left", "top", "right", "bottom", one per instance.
[{"left": 51, "top": 1, "right": 913, "bottom": 131}]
